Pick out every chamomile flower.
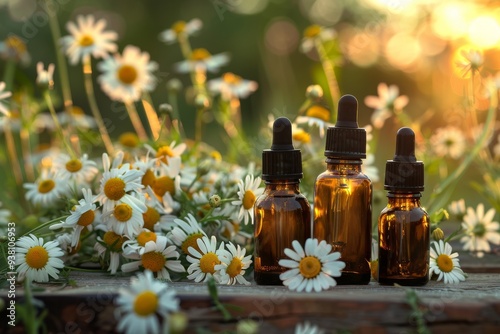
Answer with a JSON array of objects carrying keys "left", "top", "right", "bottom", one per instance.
[
  {"left": 456, "top": 49, "right": 483, "bottom": 77},
  {"left": 430, "top": 240, "right": 466, "bottom": 284},
  {"left": 122, "top": 236, "right": 185, "bottom": 280},
  {"left": 300, "top": 24, "right": 336, "bottom": 53},
  {"left": 61, "top": 14, "right": 118, "bottom": 65},
  {"left": 98, "top": 45, "right": 158, "bottom": 103},
  {"left": 279, "top": 238, "right": 345, "bottom": 292},
  {"left": 174, "top": 48, "right": 229, "bottom": 73},
  {"left": 460, "top": 204, "right": 500, "bottom": 257},
  {"left": 53, "top": 153, "right": 99, "bottom": 183},
  {"left": 50, "top": 188, "right": 97, "bottom": 247},
  {"left": 159, "top": 18, "right": 203, "bottom": 44},
  {"left": 36, "top": 62, "right": 55, "bottom": 89},
  {"left": 103, "top": 194, "right": 147, "bottom": 239},
  {"left": 215, "top": 241, "right": 252, "bottom": 285},
  {"left": 115, "top": 270, "right": 179, "bottom": 334},
  {"left": 24, "top": 169, "right": 69, "bottom": 207},
  {"left": 56, "top": 106, "right": 97, "bottom": 129},
  {"left": 0, "top": 35, "right": 30, "bottom": 65},
  {"left": 145, "top": 142, "right": 187, "bottom": 166},
  {"left": 15, "top": 234, "right": 64, "bottom": 282},
  {"left": 448, "top": 199, "right": 466, "bottom": 220},
  {"left": 95, "top": 230, "right": 128, "bottom": 274},
  {"left": 430, "top": 126, "right": 466, "bottom": 160},
  {"left": 295, "top": 321, "right": 324, "bottom": 334},
  {"left": 364, "top": 83, "right": 409, "bottom": 129},
  {"left": 123, "top": 229, "right": 158, "bottom": 255},
  {"left": 232, "top": 174, "right": 264, "bottom": 225},
  {"left": 207, "top": 72, "right": 258, "bottom": 99},
  {"left": 97, "top": 153, "right": 145, "bottom": 212},
  {"left": 0, "top": 81, "right": 12, "bottom": 116},
  {"left": 169, "top": 214, "right": 207, "bottom": 256},
  {"left": 296, "top": 104, "right": 332, "bottom": 138},
  {"left": 186, "top": 235, "right": 224, "bottom": 283}
]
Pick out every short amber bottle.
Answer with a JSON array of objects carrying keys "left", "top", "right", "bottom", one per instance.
[
  {"left": 313, "top": 95, "right": 372, "bottom": 285},
  {"left": 254, "top": 117, "right": 311, "bottom": 285},
  {"left": 378, "top": 127, "right": 430, "bottom": 286}
]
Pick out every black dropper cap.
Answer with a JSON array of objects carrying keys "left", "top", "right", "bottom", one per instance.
[
  {"left": 324, "top": 94, "right": 366, "bottom": 158},
  {"left": 262, "top": 117, "right": 303, "bottom": 180},
  {"left": 384, "top": 127, "right": 424, "bottom": 192}
]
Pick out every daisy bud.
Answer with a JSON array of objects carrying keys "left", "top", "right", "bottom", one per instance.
[
  {"left": 194, "top": 94, "right": 210, "bottom": 109},
  {"left": 158, "top": 103, "right": 173, "bottom": 116},
  {"left": 305, "top": 84, "right": 323, "bottom": 99},
  {"left": 209, "top": 194, "right": 222, "bottom": 208},
  {"left": 168, "top": 311, "right": 188, "bottom": 334},
  {"left": 166, "top": 78, "right": 183, "bottom": 93},
  {"left": 197, "top": 159, "right": 212, "bottom": 176},
  {"left": 432, "top": 227, "right": 445, "bottom": 241},
  {"left": 236, "top": 319, "right": 259, "bottom": 334}
]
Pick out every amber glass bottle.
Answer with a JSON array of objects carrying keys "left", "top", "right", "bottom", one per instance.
[
  {"left": 313, "top": 95, "right": 372, "bottom": 285},
  {"left": 254, "top": 117, "right": 311, "bottom": 285},
  {"left": 378, "top": 127, "right": 430, "bottom": 286}
]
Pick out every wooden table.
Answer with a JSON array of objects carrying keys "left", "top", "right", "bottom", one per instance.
[{"left": 1, "top": 253, "right": 500, "bottom": 333}]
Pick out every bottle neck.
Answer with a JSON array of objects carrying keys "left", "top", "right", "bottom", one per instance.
[
  {"left": 387, "top": 191, "right": 422, "bottom": 205},
  {"left": 264, "top": 179, "right": 301, "bottom": 191},
  {"left": 325, "top": 158, "right": 362, "bottom": 173}
]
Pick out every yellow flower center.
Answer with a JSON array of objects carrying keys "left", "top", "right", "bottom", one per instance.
[
  {"left": 181, "top": 233, "right": 204, "bottom": 256},
  {"left": 79, "top": 35, "right": 94, "bottom": 47},
  {"left": 25, "top": 246, "right": 49, "bottom": 269},
  {"left": 299, "top": 256, "right": 322, "bottom": 279},
  {"left": 222, "top": 72, "right": 242, "bottom": 85},
  {"left": 226, "top": 257, "right": 243, "bottom": 278},
  {"left": 172, "top": 20, "right": 187, "bottom": 34},
  {"left": 293, "top": 130, "right": 311, "bottom": 144},
  {"left": 242, "top": 190, "right": 256, "bottom": 210},
  {"left": 103, "top": 231, "right": 127, "bottom": 252},
  {"left": 133, "top": 290, "right": 158, "bottom": 317},
  {"left": 210, "top": 150, "right": 222, "bottom": 162},
  {"left": 199, "top": 252, "right": 220, "bottom": 274},
  {"left": 114, "top": 203, "right": 133, "bottom": 222},
  {"left": 137, "top": 230, "right": 157, "bottom": 246},
  {"left": 143, "top": 206, "right": 160, "bottom": 230},
  {"left": 104, "top": 177, "right": 126, "bottom": 201},
  {"left": 65, "top": 159, "right": 83, "bottom": 173},
  {"left": 77, "top": 209, "right": 95, "bottom": 227},
  {"left": 70, "top": 106, "right": 85, "bottom": 116},
  {"left": 306, "top": 105, "right": 330, "bottom": 122},
  {"left": 152, "top": 176, "right": 175, "bottom": 197},
  {"left": 156, "top": 145, "right": 175, "bottom": 164},
  {"left": 304, "top": 24, "right": 321, "bottom": 38},
  {"left": 141, "top": 251, "right": 166, "bottom": 272},
  {"left": 436, "top": 254, "right": 454, "bottom": 273},
  {"left": 38, "top": 179, "right": 55, "bottom": 194},
  {"left": 5, "top": 35, "right": 27, "bottom": 55},
  {"left": 119, "top": 132, "right": 140, "bottom": 148},
  {"left": 117, "top": 65, "right": 138, "bottom": 84},
  {"left": 141, "top": 169, "right": 156, "bottom": 188},
  {"left": 190, "top": 48, "right": 211, "bottom": 61}
]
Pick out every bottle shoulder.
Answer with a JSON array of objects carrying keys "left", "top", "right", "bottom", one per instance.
[{"left": 255, "top": 193, "right": 311, "bottom": 209}]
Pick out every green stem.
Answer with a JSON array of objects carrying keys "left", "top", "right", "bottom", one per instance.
[
  {"left": 46, "top": 1, "right": 74, "bottom": 115},
  {"left": 64, "top": 266, "right": 107, "bottom": 273},
  {"left": 125, "top": 102, "right": 148, "bottom": 141},
  {"left": 3, "top": 59, "right": 16, "bottom": 91},
  {"left": 82, "top": 56, "right": 114, "bottom": 155},
  {"left": 44, "top": 90, "right": 76, "bottom": 158},
  {"left": 22, "top": 215, "right": 69, "bottom": 237},
  {"left": 315, "top": 39, "right": 341, "bottom": 119},
  {"left": 195, "top": 106, "right": 204, "bottom": 144}
]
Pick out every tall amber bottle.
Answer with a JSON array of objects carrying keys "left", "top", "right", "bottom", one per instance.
[
  {"left": 313, "top": 95, "right": 372, "bottom": 285},
  {"left": 254, "top": 117, "right": 311, "bottom": 285},
  {"left": 378, "top": 127, "right": 430, "bottom": 286}
]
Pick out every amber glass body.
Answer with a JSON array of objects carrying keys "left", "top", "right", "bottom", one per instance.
[
  {"left": 313, "top": 159, "right": 372, "bottom": 285},
  {"left": 378, "top": 192, "right": 430, "bottom": 286},
  {"left": 254, "top": 180, "right": 311, "bottom": 285}
]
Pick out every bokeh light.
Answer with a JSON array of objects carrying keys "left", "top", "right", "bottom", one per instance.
[{"left": 468, "top": 15, "right": 500, "bottom": 49}]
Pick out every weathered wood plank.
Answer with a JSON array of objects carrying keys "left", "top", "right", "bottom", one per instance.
[{"left": 1, "top": 273, "right": 500, "bottom": 333}]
